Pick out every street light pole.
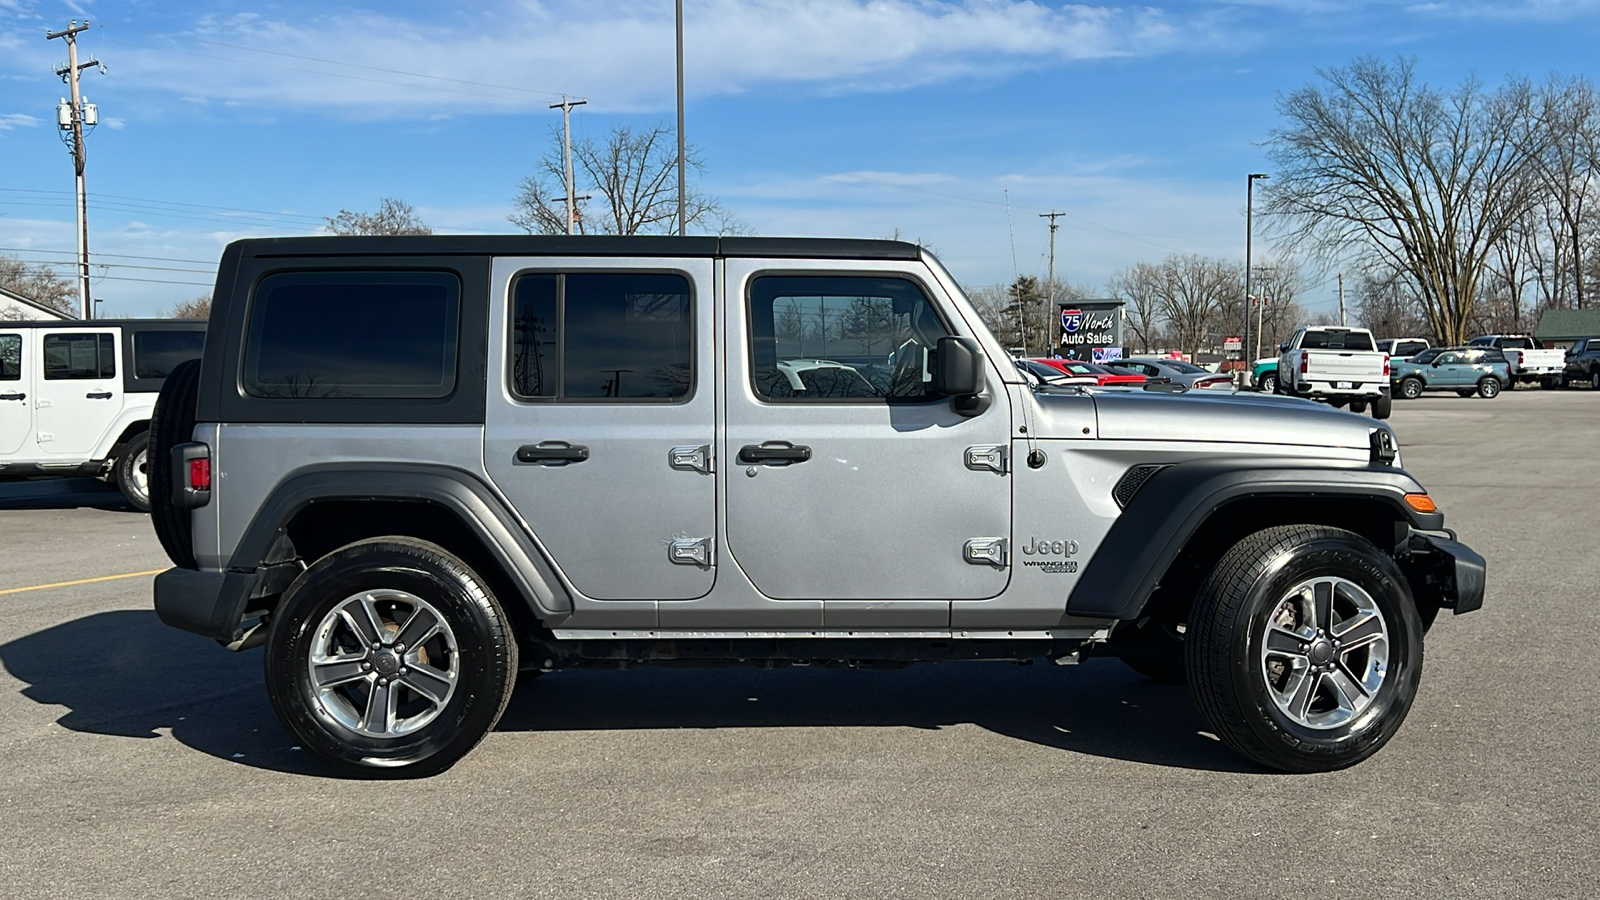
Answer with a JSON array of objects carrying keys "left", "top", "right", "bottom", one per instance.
[
  {"left": 1244, "top": 173, "right": 1269, "bottom": 381},
  {"left": 675, "top": 0, "right": 686, "bottom": 237}
]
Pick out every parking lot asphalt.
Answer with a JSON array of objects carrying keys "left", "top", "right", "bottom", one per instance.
[{"left": 0, "top": 390, "right": 1595, "bottom": 899}]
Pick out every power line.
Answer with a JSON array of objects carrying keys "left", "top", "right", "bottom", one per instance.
[
  {"left": 0, "top": 246, "right": 218, "bottom": 265},
  {"left": 0, "top": 186, "right": 326, "bottom": 223},
  {"left": 5, "top": 257, "right": 215, "bottom": 274}
]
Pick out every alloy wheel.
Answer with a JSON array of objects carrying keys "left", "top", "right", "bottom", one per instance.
[
  {"left": 1259, "top": 576, "right": 1391, "bottom": 731},
  {"left": 307, "top": 589, "right": 460, "bottom": 738}
]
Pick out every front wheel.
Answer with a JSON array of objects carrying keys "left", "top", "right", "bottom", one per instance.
[
  {"left": 1399, "top": 377, "right": 1424, "bottom": 400},
  {"left": 1478, "top": 377, "right": 1501, "bottom": 399},
  {"left": 264, "top": 537, "right": 518, "bottom": 778},
  {"left": 1591, "top": 370, "right": 1600, "bottom": 390},
  {"left": 1186, "top": 525, "right": 1424, "bottom": 773},
  {"left": 114, "top": 432, "right": 151, "bottom": 512}
]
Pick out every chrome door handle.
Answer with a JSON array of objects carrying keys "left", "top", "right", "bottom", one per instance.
[
  {"left": 0, "top": 392, "right": 23, "bottom": 401},
  {"left": 515, "top": 442, "right": 590, "bottom": 465},
  {"left": 86, "top": 391, "right": 113, "bottom": 399},
  {"left": 738, "top": 442, "right": 812, "bottom": 465}
]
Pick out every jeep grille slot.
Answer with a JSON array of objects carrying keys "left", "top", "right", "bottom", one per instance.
[{"left": 1112, "top": 464, "right": 1168, "bottom": 509}]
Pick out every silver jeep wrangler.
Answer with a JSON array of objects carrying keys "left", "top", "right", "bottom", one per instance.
[{"left": 149, "top": 236, "right": 1484, "bottom": 777}]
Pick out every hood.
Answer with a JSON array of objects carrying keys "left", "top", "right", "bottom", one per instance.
[{"left": 1033, "top": 386, "right": 1386, "bottom": 451}]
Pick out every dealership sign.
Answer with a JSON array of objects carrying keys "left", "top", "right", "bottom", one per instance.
[{"left": 1057, "top": 300, "right": 1124, "bottom": 348}]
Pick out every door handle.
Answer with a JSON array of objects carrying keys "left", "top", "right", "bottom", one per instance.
[
  {"left": 515, "top": 442, "right": 590, "bottom": 465},
  {"left": 0, "top": 392, "right": 23, "bottom": 401},
  {"left": 86, "top": 391, "right": 113, "bottom": 399},
  {"left": 738, "top": 442, "right": 812, "bottom": 465}
]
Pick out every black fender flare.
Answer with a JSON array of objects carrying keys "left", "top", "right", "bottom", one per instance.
[
  {"left": 229, "top": 463, "right": 572, "bottom": 621},
  {"left": 1065, "top": 459, "right": 1443, "bottom": 621}
]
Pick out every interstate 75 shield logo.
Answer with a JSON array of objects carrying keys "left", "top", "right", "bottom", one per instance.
[{"left": 1061, "top": 308, "right": 1083, "bottom": 333}]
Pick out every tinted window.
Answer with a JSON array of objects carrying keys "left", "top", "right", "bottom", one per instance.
[
  {"left": 1412, "top": 348, "right": 1442, "bottom": 364},
  {"left": 132, "top": 330, "right": 205, "bottom": 379},
  {"left": 748, "top": 276, "right": 948, "bottom": 402},
  {"left": 1300, "top": 330, "right": 1376, "bottom": 351},
  {"left": 511, "top": 272, "right": 692, "bottom": 401},
  {"left": 243, "top": 271, "right": 460, "bottom": 399},
  {"left": 1164, "top": 360, "right": 1206, "bottom": 374},
  {"left": 43, "top": 332, "right": 114, "bottom": 379},
  {"left": 0, "top": 335, "right": 18, "bottom": 381}
]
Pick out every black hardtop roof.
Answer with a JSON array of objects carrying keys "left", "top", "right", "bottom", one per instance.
[
  {"left": 226, "top": 234, "right": 926, "bottom": 261},
  {"left": 0, "top": 318, "right": 206, "bottom": 329}
]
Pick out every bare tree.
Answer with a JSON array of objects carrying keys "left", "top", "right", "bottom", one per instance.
[
  {"left": 1153, "top": 254, "right": 1240, "bottom": 361},
  {"left": 0, "top": 253, "right": 75, "bottom": 317},
  {"left": 1108, "top": 262, "right": 1166, "bottom": 354},
  {"left": 510, "top": 123, "right": 744, "bottom": 236},
  {"left": 1528, "top": 76, "right": 1600, "bottom": 311},
  {"left": 1264, "top": 57, "right": 1546, "bottom": 345},
  {"left": 325, "top": 198, "right": 433, "bottom": 236},
  {"left": 168, "top": 295, "right": 212, "bottom": 319},
  {"left": 1352, "top": 268, "right": 1431, "bottom": 339},
  {"left": 1247, "top": 261, "right": 1308, "bottom": 353}
]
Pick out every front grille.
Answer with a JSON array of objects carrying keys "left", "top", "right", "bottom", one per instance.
[{"left": 1113, "top": 464, "right": 1169, "bottom": 509}]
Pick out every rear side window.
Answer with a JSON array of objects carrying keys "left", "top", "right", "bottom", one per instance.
[
  {"left": 1396, "top": 341, "right": 1427, "bottom": 356},
  {"left": 1300, "top": 330, "right": 1375, "bottom": 351},
  {"left": 43, "top": 332, "right": 115, "bottom": 379},
  {"left": 243, "top": 271, "right": 461, "bottom": 399},
  {"left": 511, "top": 272, "right": 692, "bottom": 401},
  {"left": 0, "top": 335, "right": 18, "bottom": 380},
  {"left": 132, "top": 330, "right": 205, "bottom": 379}
]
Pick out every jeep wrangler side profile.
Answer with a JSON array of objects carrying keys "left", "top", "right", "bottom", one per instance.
[{"left": 149, "top": 236, "right": 1484, "bottom": 777}]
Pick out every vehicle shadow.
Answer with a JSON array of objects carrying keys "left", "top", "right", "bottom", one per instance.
[
  {"left": 0, "top": 477, "right": 139, "bottom": 512},
  {"left": 0, "top": 610, "right": 1257, "bottom": 776}
]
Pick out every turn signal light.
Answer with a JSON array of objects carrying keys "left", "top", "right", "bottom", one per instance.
[
  {"left": 1403, "top": 493, "right": 1437, "bottom": 513},
  {"left": 189, "top": 457, "right": 212, "bottom": 492}
]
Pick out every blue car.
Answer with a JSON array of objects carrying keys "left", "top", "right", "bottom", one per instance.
[{"left": 1391, "top": 347, "right": 1510, "bottom": 399}]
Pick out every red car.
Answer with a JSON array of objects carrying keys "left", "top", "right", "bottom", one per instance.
[{"left": 1030, "top": 358, "right": 1148, "bottom": 386}]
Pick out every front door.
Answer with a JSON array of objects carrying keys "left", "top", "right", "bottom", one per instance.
[
  {"left": 721, "top": 260, "right": 1013, "bottom": 610},
  {"left": 33, "top": 329, "right": 121, "bottom": 457},
  {"left": 0, "top": 331, "right": 30, "bottom": 455},
  {"left": 484, "top": 258, "right": 718, "bottom": 601}
]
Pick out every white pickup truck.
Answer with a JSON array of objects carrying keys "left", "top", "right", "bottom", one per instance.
[
  {"left": 1467, "top": 334, "right": 1567, "bottom": 389},
  {"left": 0, "top": 319, "right": 205, "bottom": 510},
  {"left": 1277, "top": 325, "right": 1392, "bottom": 419}
]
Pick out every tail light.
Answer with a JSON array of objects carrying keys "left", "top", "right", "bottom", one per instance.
[
  {"left": 1383, "top": 354, "right": 1391, "bottom": 377},
  {"left": 171, "top": 442, "right": 212, "bottom": 508},
  {"left": 1299, "top": 354, "right": 1308, "bottom": 375}
]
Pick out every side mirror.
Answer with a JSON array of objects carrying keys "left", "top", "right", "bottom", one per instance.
[
  {"left": 1278, "top": 342, "right": 1289, "bottom": 353},
  {"left": 1432, "top": 360, "right": 1443, "bottom": 367},
  {"left": 935, "top": 336, "right": 989, "bottom": 417}
]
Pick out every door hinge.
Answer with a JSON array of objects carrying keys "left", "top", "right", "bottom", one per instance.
[
  {"left": 668, "top": 444, "right": 713, "bottom": 474},
  {"left": 965, "top": 444, "right": 1009, "bottom": 474},
  {"left": 964, "top": 537, "right": 1009, "bottom": 568},
  {"left": 668, "top": 536, "right": 713, "bottom": 567}
]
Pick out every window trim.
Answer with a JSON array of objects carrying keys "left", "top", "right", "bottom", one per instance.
[
  {"left": 125, "top": 325, "right": 207, "bottom": 394},
  {"left": 42, "top": 331, "right": 116, "bottom": 381},
  {"left": 240, "top": 268, "right": 464, "bottom": 401},
  {"left": 505, "top": 267, "right": 699, "bottom": 405},
  {"left": 744, "top": 271, "right": 954, "bottom": 406}
]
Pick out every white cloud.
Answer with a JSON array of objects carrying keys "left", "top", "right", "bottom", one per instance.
[
  {"left": 0, "top": 112, "right": 39, "bottom": 130},
  {"left": 51, "top": 1, "right": 1236, "bottom": 117}
]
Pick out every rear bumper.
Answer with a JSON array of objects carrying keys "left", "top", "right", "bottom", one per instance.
[{"left": 154, "top": 563, "right": 299, "bottom": 644}]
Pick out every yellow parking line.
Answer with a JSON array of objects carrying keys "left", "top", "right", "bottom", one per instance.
[{"left": 0, "top": 568, "right": 165, "bottom": 596}]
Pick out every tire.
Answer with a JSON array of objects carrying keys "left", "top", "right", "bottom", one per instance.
[
  {"left": 1185, "top": 525, "right": 1424, "bottom": 773},
  {"left": 1502, "top": 376, "right": 1516, "bottom": 391},
  {"left": 1399, "top": 377, "right": 1424, "bottom": 400},
  {"left": 1541, "top": 378, "right": 1560, "bottom": 390},
  {"left": 149, "top": 358, "right": 201, "bottom": 569},
  {"left": 1591, "top": 370, "right": 1600, "bottom": 391},
  {"left": 263, "top": 537, "right": 518, "bottom": 778},
  {"left": 1259, "top": 373, "right": 1278, "bottom": 394},
  {"left": 1370, "top": 392, "right": 1392, "bottom": 420},
  {"left": 113, "top": 431, "right": 152, "bottom": 512},
  {"left": 1477, "top": 377, "right": 1500, "bottom": 399},
  {"left": 1455, "top": 390, "right": 1475, "bottom": 398},
  {"left": 1349, "top": 399, "right": 1368, "bottom": 414}
]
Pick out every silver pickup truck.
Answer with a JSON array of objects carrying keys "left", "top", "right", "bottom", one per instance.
[
  {"left": 1277, "top": 326, "right": 1392, "bottom": 418},
  {"left": 148, "top": 235, "right": 1482, "bottom": 778}
]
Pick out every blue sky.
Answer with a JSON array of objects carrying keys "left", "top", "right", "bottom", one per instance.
[{"left": 3, "top": 0, "right": 1599, "bottom": 318}]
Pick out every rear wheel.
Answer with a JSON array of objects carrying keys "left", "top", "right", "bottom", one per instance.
[
  {"left": 1259, "top": 372, "right": 1278, "bottom": 394},
  {"left": 1478, "top": 377, "right": 1501, "bottom": 399},
  {"left": 1591, "top": 370, "right": 1600, "bottom": 390},
  {"left": 264, "top": 537, "right": 518, "bottom": 778},
  {"left": 1186, "top": 525, "right": 1424, "bottom": 773},
  {"left": 1349, "top": 399, "right": 1368, "bottom": 414},
  {"left": 1370, "top": 392, "right": 1392, "bottom": 420},
  {"left": 1399, "top": 377, "right": 1424, "bottom": 400},
  {"left": 113, "top": 432, "right": 151, "bottom": 512},
  {"left": 1541, "top": 378, "right": 1560, "bottom": 390}
]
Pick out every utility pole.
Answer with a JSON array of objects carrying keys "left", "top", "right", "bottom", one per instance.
[
  {"left": 675, "top": 0, "right": 687, "bottom": 237},
  {"left": 1243, "top": 173, "right": 1269, "bottom": 384},
  {"left": 1040, "top": 211, "right": 1063, "bottom": 355},
  {"left": 1338, "top": 272, "right": 1346, "bottom": 327},
  {"left": 549, "top": 96, "right": 588, "bottom": 235},
  {"left": 47, "top": 21, "right": 103, "bottom": 320}
]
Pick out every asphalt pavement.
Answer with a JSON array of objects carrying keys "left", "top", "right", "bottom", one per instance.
[{"left": 0, "top": 389, "right": 1595, "bottom": 899}]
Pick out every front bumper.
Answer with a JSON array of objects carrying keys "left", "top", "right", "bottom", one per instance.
[{"left": 1400, "top": 528, "right": 1486, "bottom": 615}]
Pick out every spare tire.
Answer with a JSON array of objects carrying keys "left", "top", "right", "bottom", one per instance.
[{"left": 149, "top": 358, "right": 201, "bottom": 569}]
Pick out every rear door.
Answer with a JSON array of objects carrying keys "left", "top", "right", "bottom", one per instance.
[
  {"left": 33, "top": 328, "right": 121, "bottom": 457},
  {"left": 483, "top": 257, "right": 717, "bottom": 601},
  {"left": 0, "top": 330, "right": 29, "bottom": 455},
  {"left": 721, "top": 259, "right": 1012, "bottom": 620}
]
